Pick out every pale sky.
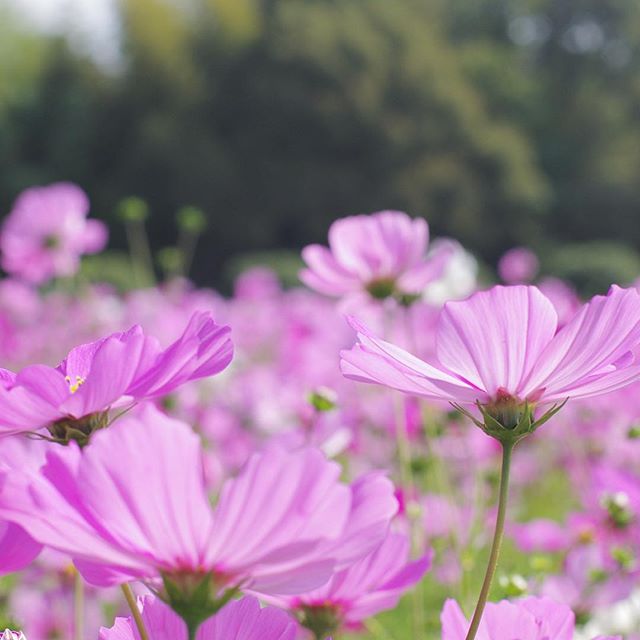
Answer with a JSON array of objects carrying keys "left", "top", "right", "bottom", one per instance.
[{"left": 3, "top": 0, "right": 122, "bottom": 68}]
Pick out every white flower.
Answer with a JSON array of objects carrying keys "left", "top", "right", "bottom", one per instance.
[{"left": 1, "top": 631, "right": 26, "bottom": 640}]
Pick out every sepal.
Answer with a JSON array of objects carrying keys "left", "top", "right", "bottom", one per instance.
[
  {"left": 451, "top": 399, "right": 568, "bottom": 445},
  {"left": 161, "top": 572, "right": 239, "bottom": 638}
]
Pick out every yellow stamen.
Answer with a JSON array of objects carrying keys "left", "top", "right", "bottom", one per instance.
[{"left": 65, "top": 375, "right": 86, "bottom": 393}]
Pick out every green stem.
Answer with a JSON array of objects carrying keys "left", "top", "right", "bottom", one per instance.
[
  {"left": 386, "top": 307, "right": 425, "bottom": 637},
  {"left": 178, "top": 229, "right": 199, "bottom": 278},
  {"left": 121, "top": 583, "right": 150, "bottom": 640},
  {"left": 464, "top": 440, "right": 514, "bottom": 640},
  {"left": 74, "top": 571, "right": 84, "bottom": 640},
  {"left": 187, "top": 622, "right": 198, "bottom": 640},
  {"left": 125, "top": 219, "right": 155, "bottom": 286},
  {"left": 393, "top": 393, "right": 425, "bottom": 636}
]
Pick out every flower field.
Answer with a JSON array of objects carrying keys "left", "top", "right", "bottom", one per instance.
[{"left": 0, "top": 185, "right": 639, "bottom": 639}]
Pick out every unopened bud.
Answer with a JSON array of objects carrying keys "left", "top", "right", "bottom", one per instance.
[
  {"left": 601, "top": 492, "right": 634, "bottom": 528},
  {"left": 611, "top": 546, "right": 635, "bottom": 570},
  {"left": 118, "top": 196, "right": 149, "bottom": 223},
  {"left": 627, "top": 425, "right": 640, "bottom": 439},
  {"left": 308, "top": 387, "right": 338, "bottom": 412},
  {"left": 498, "top": 573, "right": 528, "bottom": 597},
  {"left": 177, "top": 206, "right": 207, "bottom": 234}
]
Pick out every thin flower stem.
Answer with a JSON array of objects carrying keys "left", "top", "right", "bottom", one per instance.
[
  {"left": 178, "top": 228, "right": 199, "bottom": 278},
  {"left": 74, "top": 571, "right": 84, "bottom": 640},
  {"left": 464, "top": 440, "right": 514, "bottom": 640},
  {"left": 393, "top": 393, "right": 425, "bottom": 636},
  {"left": 121, "top": 583, "right": 150, "bottom": 640},
  {"left": 125, "top": 219, "right": 155, "bottom": 287},
  {"left": 393, "top": 393, "right": 415, "bottom": 511},
  {"left": 386, "top": 306, "right": 425, "bottom": 636}
]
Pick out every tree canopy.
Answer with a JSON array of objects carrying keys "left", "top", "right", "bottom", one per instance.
[{"left": 1, "top": 0, "right": 639, "bottom": 288}]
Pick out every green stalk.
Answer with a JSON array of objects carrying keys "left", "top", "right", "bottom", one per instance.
[
  {"left": 74, "top": 571, "right": 84, "bottom": 640},
  {"left": 464, "top": 440, "right": 514, "bottom": 640},
  {"left": 124, "top": 219, "right": 155, "bottom": 286},
  {"left": 187, "top": 621, "right": 200, "bottom": 640},
  {"left": 121, "top": 583, "right": 150, "bottom": 640}
]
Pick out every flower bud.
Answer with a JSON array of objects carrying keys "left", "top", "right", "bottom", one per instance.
[
  {"left": 118, "top": 196, "right": 149, "bottom": 223},
  {"left": 601, "top": 492, "right": 634, "bottom": 528},
  {"left": 308, "top": 387, "right": 338, "bottom": 412},
  {"left": 177, "top": 206, "right": 207, "bottom": 234}
]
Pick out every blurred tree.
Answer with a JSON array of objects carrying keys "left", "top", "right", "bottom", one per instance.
[
  {"left": 0, "top": 0, "right": 639, "bottom": 289},
  {"left": 443, "top": 0, "right": 640, "bottom": 262}
]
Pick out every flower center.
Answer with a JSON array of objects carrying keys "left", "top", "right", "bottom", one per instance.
[
  {"left": 65, "top": 375, "right": 85, "bottom": 394},
  {"left": 43, "top": 234, "right": 60, "bottom": 249},
  {"left": 366, "top": 278, "right": 396, "bottom": 300}
]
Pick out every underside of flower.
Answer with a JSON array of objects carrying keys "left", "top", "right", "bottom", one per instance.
[
  {"left": 161, "top": 570, "right": 239, "bottom": 638},
  {"left": 485, "top": 389, "right": 528, "bottom": 430},
  {"left": 298, "top": 603, "right": 343, "bottom": 640},
  {"left": 45, "top": 411, "right": 110, "bottom": 447},
  {"left": 451, "top": 397, "right": 568, "bottom": 445},
  {"left": 365, "top": 278, "right": 396, "bottom": 300}
]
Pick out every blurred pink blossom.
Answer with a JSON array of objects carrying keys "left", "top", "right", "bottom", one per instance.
[
  {"left": 498, "top": 247, "right": 539, "bottom": 284},
  {"left": 300, "top": 210, "right": 450, "bottom": 300},
  {"left": 1, "top": 183, "right": 107, "bottom": 284},
  {"left": 441, "top": 596, "right": 620, "bottom": 639}
]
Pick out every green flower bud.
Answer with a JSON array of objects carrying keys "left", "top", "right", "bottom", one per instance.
[
  {"left": 601, "top": 492, "right": 634, "bottom": 528},
  {"left": 177, "top": 206, "right": 207, "bottom": 234},
  {"left": 118, "top": 197, "right": 149, "bottom": 223},
  {"left": 611, "top": 546, "right": 635, "bottom": 570},
  {"left": 627, "top": 425, "right": 640, "bottom": 439},
  {"left": 308, "top": 387, "right": 338, "bottom": 412}
]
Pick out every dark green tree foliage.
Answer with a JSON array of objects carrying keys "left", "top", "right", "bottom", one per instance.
[{"left": 0, "top": 0, "right": 639, "bottom": 287}]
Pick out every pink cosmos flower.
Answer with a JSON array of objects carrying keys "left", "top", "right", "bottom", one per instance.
[
  {"left": 0, "top": 311, "right": 232, "bottom": 442},
  {"left": 300, "top": 211, "right": 450, "bottom": 300},
  {"left": 541, "top": 545, "right": 636, "bottom": 614},
  {"left": 441, "top": 596, "right": 620, "bottom": 640},
  {"left": 341, "top": 285, "right": 640, "bottom": 426},
  {"left": 498, "top": 247, "right": 539, "bottom": 284},
  {"left": 265, "top": 530, "right": 430, "bottom": 636},
  {"left": 0, "top": 405, "right": 396, "bottom": 602},
  {"left": 510, "top": 518, "right": 571, "bottom": 554},
  {"left": 0, "top": 520, "right": 41, "bottom": 575},
  {"left": 100, "top": 595, "right": 298, "bottom": 640},
  {"left": 1, "top": 183, "right": 107, "bottom": 284}
]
